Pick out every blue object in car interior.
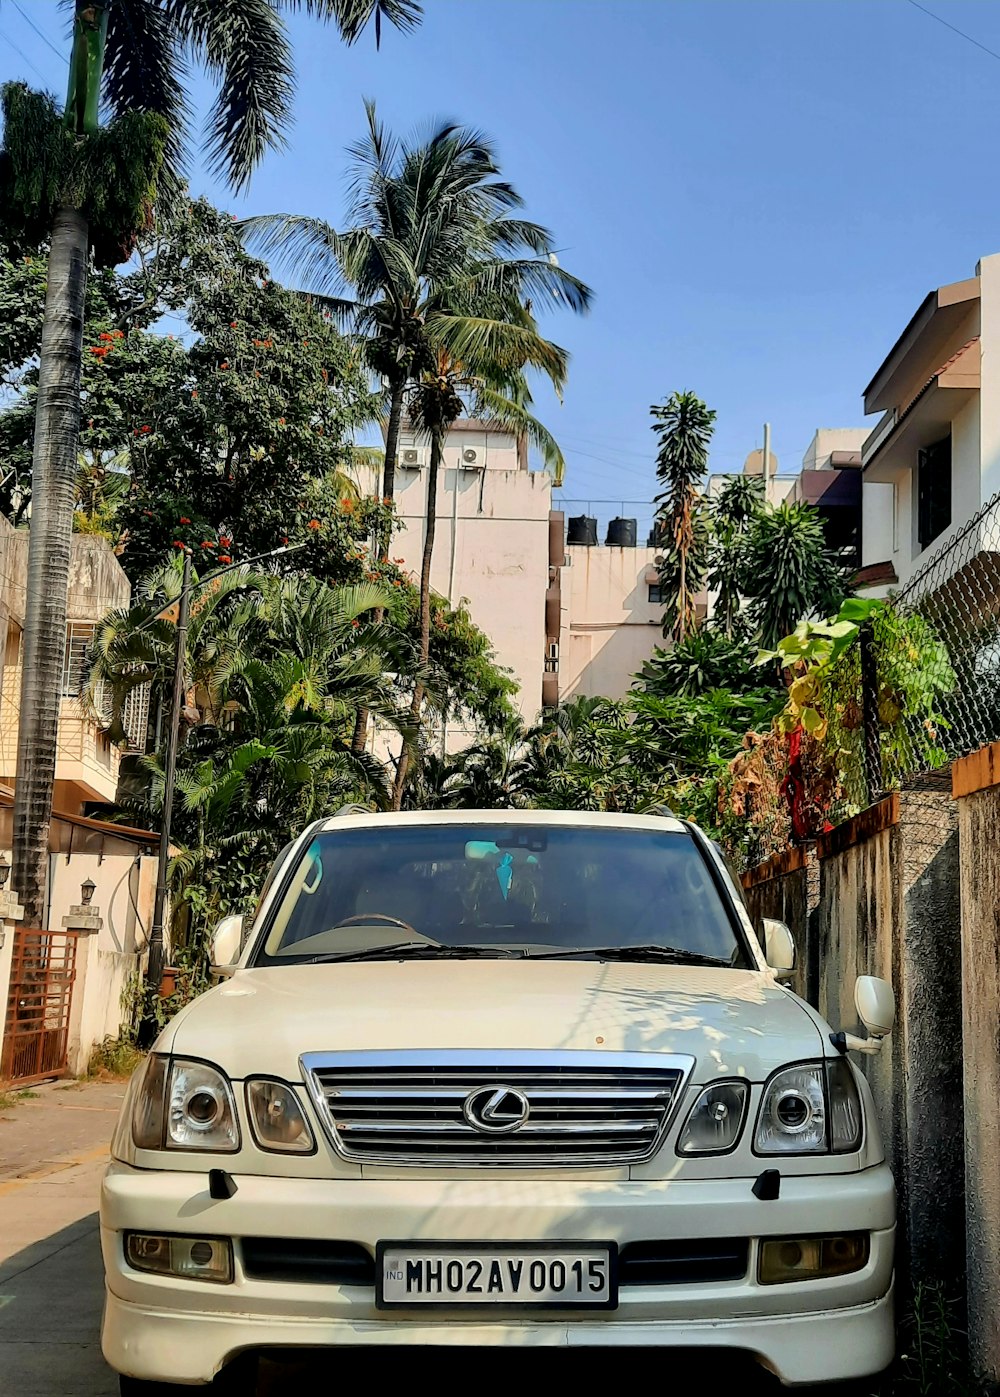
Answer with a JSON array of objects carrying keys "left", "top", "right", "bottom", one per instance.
[{"left": 496, "top": 853, "right": 514, "bottom": 901}]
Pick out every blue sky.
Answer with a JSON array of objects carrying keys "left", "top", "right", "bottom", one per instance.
[{"left": 4, "top": 0, "right": 1000, "bottom": 531}]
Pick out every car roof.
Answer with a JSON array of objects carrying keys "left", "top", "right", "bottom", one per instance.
[{"left": 313, "top": 809, "right": 689, "bottom": 836}]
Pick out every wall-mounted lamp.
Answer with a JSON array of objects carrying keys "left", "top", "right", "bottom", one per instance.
[{"left": 80, "top": 877, "right": 96, "bottom": 907}]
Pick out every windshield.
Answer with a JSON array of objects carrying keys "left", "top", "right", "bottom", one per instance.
[{"left": 255, "top": 824, "right": 747, "bottom": 966}]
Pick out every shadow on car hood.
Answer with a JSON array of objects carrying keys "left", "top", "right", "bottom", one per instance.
[{"left": 163, "top": 960, "right": 825, "bottom": 1083}]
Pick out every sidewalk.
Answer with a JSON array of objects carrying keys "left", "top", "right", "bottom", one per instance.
[{"left": 0, "top": 1079, "right": 125, "bottom": 1397}]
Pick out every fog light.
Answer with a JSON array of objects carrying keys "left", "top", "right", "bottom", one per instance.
[
  {"left": 125, "top": 1232, "right": 233, "bottom": 1284},
  {"left": 758, "top": 1233, "right": 868, "bottom": 1285}
]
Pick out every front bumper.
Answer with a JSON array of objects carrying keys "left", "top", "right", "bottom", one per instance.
[{"left": 101, "top": 1162, "right": 896, "bottom": 1387}]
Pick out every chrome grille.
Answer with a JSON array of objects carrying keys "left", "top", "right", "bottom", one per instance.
[{"left": 301, "top": 1050, "right": 693, "bottom": 1166}]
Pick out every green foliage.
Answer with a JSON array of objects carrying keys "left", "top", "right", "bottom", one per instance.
[
  {"left": 87, "top": 1034, "right": 144, "bottom": 1079},
  {"left": 0, "top": 83, "right": 167, "bottom": 266},
  {"left": 741, "top": 499, "right": 847, "bottom": 650},
  {"left": 637, "top": 628, "right": 766, "bottom": 700},
  {"left": 761, "top": 596, "right": 956, "bottom": 807},
  {"left": 878, "top": 1282, "right": 970, "bottom": 1395},
  {"left": 0, "top": 196, "right": 379, "bottom": 559},
  {"left": 705, "top": 473, "right": 764, "bottom": 637},
  {"left": 650, "top": 391, "right": 715, "bottom": 641}
]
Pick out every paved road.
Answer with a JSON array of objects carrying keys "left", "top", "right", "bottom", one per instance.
[
  {"left": 0, "top": 1081, "right": 862, "bottom": 1395},
  {"left": 0, "top": 1080, "right": 124, "bottom": 1397}
]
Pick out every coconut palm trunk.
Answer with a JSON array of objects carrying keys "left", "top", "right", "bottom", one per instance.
[
  {"left": 12, "top": 207, "right": 90, "bottom": 923},
  {"left": 391, "top": 423, "right": 443, "bottom": 809},
  {"left": 380, "top": 371, "right": 406, "bottom": 529}
]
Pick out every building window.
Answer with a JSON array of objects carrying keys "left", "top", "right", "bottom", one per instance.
[
  {"left": 648, "top": 583, "right": 665, "bottom": 604},
  {"left": 917, "top": 435, "right": 951, "bottom": 551},
  {"left": 62, "top": 622, "right": 96, "bottom": 698}
]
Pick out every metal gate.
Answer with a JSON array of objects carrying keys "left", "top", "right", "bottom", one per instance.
[{"left": 1, "top": 930, "right": 80, "bottom": 1086}]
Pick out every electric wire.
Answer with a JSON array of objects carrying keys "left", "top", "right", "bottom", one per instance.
[
  {"left": 10, "top": 1, "right": 64, "bottom": 61},
  {"left": 905, "top": 0, "right": 1000, "bottom": 65},
  {"left": 0, "top": 24, "right": 47, "bottom": 82}
]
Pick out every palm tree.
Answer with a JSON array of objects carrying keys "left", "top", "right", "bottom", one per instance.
[
  {"left": 705, "top": 472, "right": 763, "bottom": 639},
  {"left": 241, "top": 103, "right": 590, "bottom": 534},
  {"left": 742, "top": 500, "right": 847, "bottom": 651},
  {"left": 8, "top": 0, "right": 420, "bottom": 924},
  {"left": 650, "top": 391, "right": 716, "bottom": 644}
]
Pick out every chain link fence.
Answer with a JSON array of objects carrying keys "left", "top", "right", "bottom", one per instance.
[{"left": 726, "top": 488, "right": 1000, "bottom": 870}]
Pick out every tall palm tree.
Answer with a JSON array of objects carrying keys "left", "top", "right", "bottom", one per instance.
[
  {"left": 650, "top": 391, "right": 716, "bottom": 645},
  {"left": 241, "top": 103, "right": 590, "bottom": 534},
  {"left": 9, "top": 0, "right": 420, "bottom": 924}
]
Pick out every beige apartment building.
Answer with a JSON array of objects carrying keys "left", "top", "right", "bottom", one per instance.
[{"left": 359, "top": 424, "right": 672, "bottom": 732}]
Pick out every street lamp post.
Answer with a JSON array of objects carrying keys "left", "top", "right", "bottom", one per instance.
[
  {"left": 141, "top": 548, "right": 192, "bottom": 1041},
  {"left": 137, "top": 543, "right": 303, "bottom": 1047}
]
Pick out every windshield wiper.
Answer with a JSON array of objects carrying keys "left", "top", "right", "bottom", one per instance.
[
  {"left": 306, "top": 942, "right": 525, "bottom": 964},
  {"left": 527, "top": 944, "right": 737, "bottom": 968}
]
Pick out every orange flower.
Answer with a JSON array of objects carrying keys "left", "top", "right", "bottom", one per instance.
[
  {"left": 230, "top": 321, "right": 238, "bottom": 328},
  {"left": 351, "top": 619, "right": 360, "bottom": 629},
  {"left": 218, "top": 555, "right": 232, "bottom": 564},
  {"left": 173, "top": 540, "right": 184, "bottom": 548},
  {"left": 278, "top": 417, "right": 285, "bottom": 424},
  {"left": 140, "top": 425, "right": 151, "bottom": 434},
  {"left": 307, "top": 519, "right": 321, "bottom": 530},
  {"left": 89, "top": 346, "right": 109, "bottom": 357},
  {"left": 219, "top": 362, "right": 229, "bottom": 370},
  {"left": 191, "top": 389, "right": 198, "bottom": 399},
  {"left": 179, "top": 516, "right": 191, "bottom": 524},
  {"left": 98, "top": 331, "right": 113, "bottom": 341},
  {"left": 219, "top": 536, "right": 232, "bottom": 548}
]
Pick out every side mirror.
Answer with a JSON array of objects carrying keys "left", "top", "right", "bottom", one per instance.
[
  {"left": 762, "top": 918, "right": 796, "bottom": 979},
  {"left": 856, "top": 975, "right": 895, "bottom": 1039},
  {"left": 210, "top": 914, "right": 244, "bottom": 976}
]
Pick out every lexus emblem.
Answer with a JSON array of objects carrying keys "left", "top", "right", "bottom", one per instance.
[{"left": 463, "top": 1085, "right": 530, "bottom": 1135}]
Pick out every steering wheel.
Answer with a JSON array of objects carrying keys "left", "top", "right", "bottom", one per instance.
[{"left": 332, "top": 912, "right": 420, "bottom": 937}]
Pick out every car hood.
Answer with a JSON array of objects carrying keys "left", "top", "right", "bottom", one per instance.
[{"left": 163, "top": 960, "right": 825, "bottom": 1084}]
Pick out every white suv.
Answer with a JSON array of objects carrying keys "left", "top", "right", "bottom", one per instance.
[{"left": 101, "top": 809, "right": 896, "bottom": 1392}]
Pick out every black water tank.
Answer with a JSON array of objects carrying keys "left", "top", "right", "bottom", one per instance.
[
  {"left": 606, "top": 517, "right": 637, "bottom": 547},
  {"left": 567, "top": 515, "right": 598, "bottom": 546},
  {"left": 647, "top": 525, "right": 662, "bottom": 547}
]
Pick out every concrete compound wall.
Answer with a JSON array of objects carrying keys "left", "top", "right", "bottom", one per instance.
[
  {"left": 742, "top": 790, "right": 965, "bottom": 1297},
  {"left": 952, "top": 743, "right": 1000, "bottom": 1388}
]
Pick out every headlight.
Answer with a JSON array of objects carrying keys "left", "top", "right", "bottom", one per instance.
[
  {"left": 754, "top": 1060, "right": 864, "bottom": 1155},
  {"left": 246, "top": 1078, "right": 314, "bottom": 1153},
  {"left": 676, "top": 1081, "right": 749, "bottom": 1155},
  {"left": 132, "top": 1055, "right": 240, "bottom": 1153}
]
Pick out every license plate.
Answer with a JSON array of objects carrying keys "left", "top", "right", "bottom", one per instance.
[{"left": 376, "top": 1242, "right": 618, "bottom": 1310}]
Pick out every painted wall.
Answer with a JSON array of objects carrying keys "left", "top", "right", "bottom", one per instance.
[
  {"left": 358, "top": 430, "right": 552, "bottom": 731},
  {"left": 0, "top": 835, "right": 158, "bottom": 1079},
  {"left": 558, "top": 544, "right": 665, "bottom": 702}
]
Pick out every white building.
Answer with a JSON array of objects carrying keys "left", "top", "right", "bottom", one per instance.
[{"left": 860, "top": 256, "right": 1000, "bottom": 591}]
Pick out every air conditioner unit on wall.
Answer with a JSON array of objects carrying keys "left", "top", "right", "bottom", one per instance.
[
  {"left": 401, "top": 448, "right": 422, "bottom": 467},
  {"left": 461, "top": 447, "right": 481, "bottom": 467}
]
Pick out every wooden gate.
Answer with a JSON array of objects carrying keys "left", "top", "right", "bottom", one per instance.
[{"left": 1, "top": 930, "right": 80, "bottom": 1086}]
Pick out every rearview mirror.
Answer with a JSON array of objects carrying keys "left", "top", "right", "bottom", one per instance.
[
  {"left": 855, "top": 975, "right": 895, "bottom": 1039},
  {"left": 762, "top": 918, "right": 796, "bottom": 979},
  {"left": 210, "top": 914, "right": 244, "bottom": 976}
]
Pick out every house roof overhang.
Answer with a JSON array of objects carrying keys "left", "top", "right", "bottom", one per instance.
[{"left": 863, "top": 276, "right": 980, "bottom": 416}]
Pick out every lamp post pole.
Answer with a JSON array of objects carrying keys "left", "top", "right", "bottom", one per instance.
[
  {"left": 136, "top": 543, "right": 304, "bottom": 1047},
  {"left": 139, "top": 549, "right": 191, "bottom": 1045}
]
